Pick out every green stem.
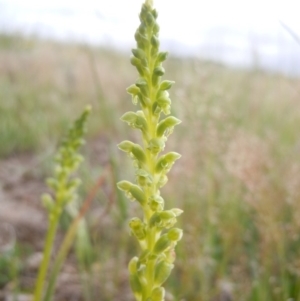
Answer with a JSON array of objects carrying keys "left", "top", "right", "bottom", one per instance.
[
  {"left": 32, "top": 216, "right": 59, "bottom": 301},
  {"left": 43, "top": 217, "right": 78, "bottom": 301}
]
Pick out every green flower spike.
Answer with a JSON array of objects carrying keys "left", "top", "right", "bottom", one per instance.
[
  {"left": 117, "top": 1, "right": 183, "bottom": 300},
  {"left": 33, "top": 106, "right": 91, "bottom": 301}
]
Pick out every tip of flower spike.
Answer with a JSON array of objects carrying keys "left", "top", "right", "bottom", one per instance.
[
  {"left": 145, "top": 0, "right": 153, "bottom": 7},
  {"left": 85, "top": 105, "right": 92, "bottom": 113}
]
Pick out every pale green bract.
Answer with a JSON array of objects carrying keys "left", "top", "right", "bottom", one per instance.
[{"left": 117, "top": 1, "right": 183, "bottom": 300}]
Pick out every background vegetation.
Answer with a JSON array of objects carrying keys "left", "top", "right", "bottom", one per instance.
[{"left": 1, "top": 33, "right": 300, "bottom": 301}]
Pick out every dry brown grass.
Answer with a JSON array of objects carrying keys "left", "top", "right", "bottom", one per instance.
[{"left": 1, "top": 34, "right": 300, "bottom": 300}]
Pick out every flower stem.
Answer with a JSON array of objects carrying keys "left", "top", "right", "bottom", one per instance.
[{"left": 32, "top": 217, "right": 59, "bottom": 301}]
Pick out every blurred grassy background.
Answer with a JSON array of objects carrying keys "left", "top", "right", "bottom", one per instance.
[{"left": 1, "top": 32, "right": 300, "bottom": 300}]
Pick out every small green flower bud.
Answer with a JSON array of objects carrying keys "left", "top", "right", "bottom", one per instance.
[
  {"left": 141, "top": 58, "right": 149, "bottom": 68},
  {"left": 145, "top": 0, "right": 153, "bottom": 6},
  {"left": 130, "top": 184, "right": 147, "bottom": 205},
  {"left": 153, "top": 234, "right": 171, "bottom": 254},
  {"left": 138, "top": 22, "right": 147, "bottom": 34},
  {"left": 154, "top": 66, "right": 165, "bottom": 76},
  {"left": 167, "top": 228, "right": 183, "bottom": 242},
  {"left": 159, "top": 80, "right": 175, "bottom": 91},
  {"left": 146, "top": 12, "right": 155, "bottom": 26},
  {"left": 46, "top": 178, "right": 58, "bottom": 191},
  {"left": 129, "top": 218, "right": 146, "bottom": 240},
  {"left": 149, "top": 212, "right": 160, "bottom": 228},
  {"left": 170, "top": 208, "right": 184, "bottom": 217},
  {"left": 151, "top": 35, "right": 160, "bottom": 49},
  {"left": 132, "top": 144, "right": 147, "bottom": 164},
  {"left": 42, "top": 193, "right": 54, "bottom": 212},
  {"left": 155, "top": 152, "right": 181, "bottom": 174},
  {"left": 137, "top": 263, "right": 147, "bottom": 280},
  {"left": 136, "top": 78, "right": 149, "bottom": 97},
  {"left": 151, "top": 46, "right": 158, "bottom": 57},
  {"left": 126, "top": 85, "right": 140, "bottom": 104},
  {"left": 54, "top": 164, "right": 62, "bottom": 175},
  {"left": 130, "top": 56, "right": 144, "bottom": 76},
  {"left": 72, "top": 138, "right": 85, "bottom": 149},
  {"left": 151, "top": 8, "right": 158, "bottom": 19},
  {"left": 70, "top": 154, "right": 83, "bottom": 171},
  {"left": 154, "top": 260, "right": 174, "bottom": 286},
  {"left": 157, "top": 97, "right": 171, "bottom": 109},
  {"left": 117, "top": 181, "right": 146, "bottom": 205},
  {"left": 117, "top": 180, "right": 132, "bottom": 192},
  {"left": 128, "top": 256, "right": 139, "bottom": 274},
  {"left": 66, "top": 178, "right": 81, "bottom": 191},
  {"left": 127, "top": 84, "right": 140, "bottom": 95},
  {"left": 136, "top": 169, "right": 153, "bottom": 187},
  {"left": 152, "top": 66, "right": 165, "bottom": 86},
  {"left": 135, "top": 78, "right": 147, "bottom": 88},
  {"left": 149, "top": 195, "right": 164, "bottom": 212},
  {"left": 118, "top": 141, "right": 146, "bottom": 164},
  {"left": 118, "top": 140, "right": 134, "bottom": 153},
  {"left": 156, "top": 52, "right": 168, "bottom": 63},
  {"left": 159, "top": 210, "right": 177, "bottom": 228},
  {"left": 158, "top": 175, "right": 168, "bottom": 188},
  {"left": 129, "top": 274, "right": 143, "bottom": 298},
  {"left": 159, "top": 210, "right": 176, "bottom": 220},
  {"left": 121, "top": 111, "right": 148, "bottom": 132},
  {"left": 156, "top": 91, "right": 171, "bottom": 115},
  {"left": 149, "top": 210, "right": 176, "bottom": 229},
  {"left": 130, "top": 56, "right": 141, "bottom": 66},
  {"left": 156, "top": 117, "right": 181, "bottom": 137},
  {"left": 140, "top": 3, "right": 149, "bottom": 20},
  {"left": 147, "top": 138, "right": 165, "bottom": 154},
  {"left": 153, "top": 22, "right": 160, "bottom": 35},
  {"left": 135, "top": 30, "right": 148, "bottom": 45},
  {"left": 150, "top": 287, "right": 165, "bottom": 301},
  {"left": 132, "top": 48, "right": 146, "bottom": 60}
]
